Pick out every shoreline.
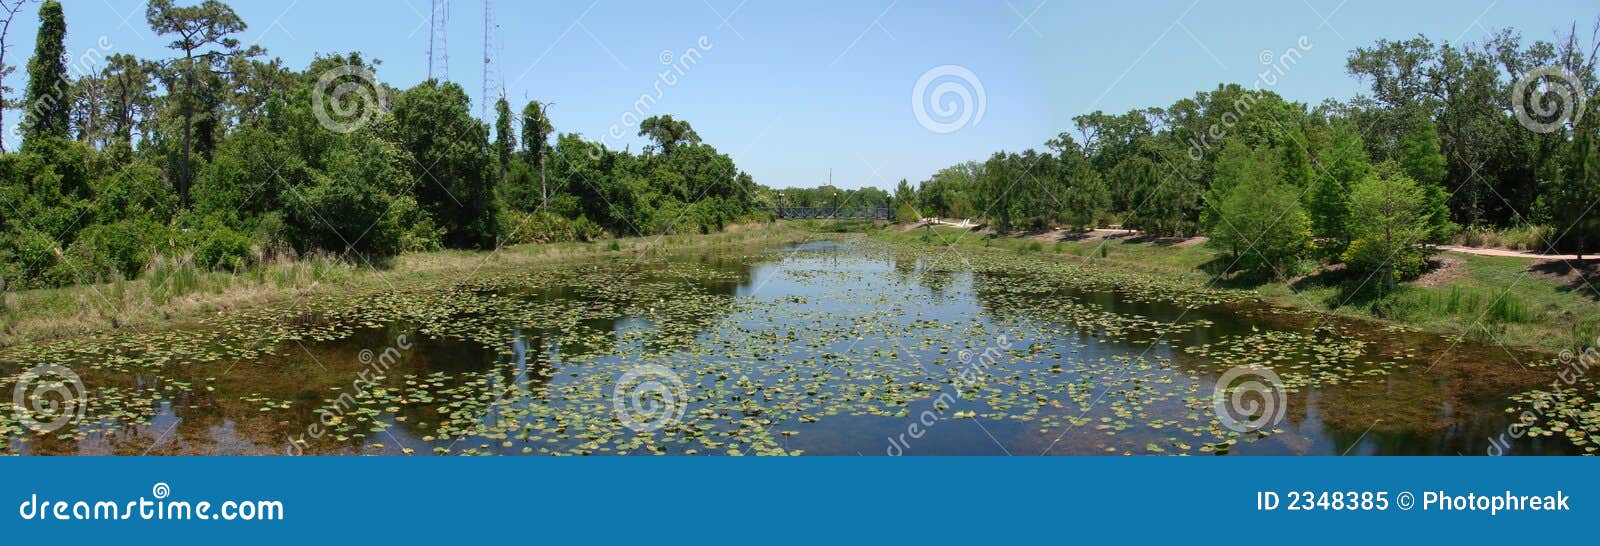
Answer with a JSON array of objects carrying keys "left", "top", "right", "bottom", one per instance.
[
  {"left": 0, "top": 223, "right": 809, "bottom": 351},
  {"left": 872, "top": 224, "right": 1599, "bottom": 354}
]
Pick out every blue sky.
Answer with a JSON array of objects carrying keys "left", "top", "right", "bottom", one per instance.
[{"left": 10, "top": 0, "right": 1597, "bottom": 189}]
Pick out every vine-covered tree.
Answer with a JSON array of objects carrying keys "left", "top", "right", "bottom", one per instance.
[{"left": 20, "top": 0, "right": 65, "bottom": 143}]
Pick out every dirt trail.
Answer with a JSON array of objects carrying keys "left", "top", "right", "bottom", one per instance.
[{"left": 1433, "top": 245, "right": 1588, "bottom": 261}]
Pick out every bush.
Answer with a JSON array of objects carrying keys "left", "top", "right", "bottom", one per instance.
[
  {"left": 895, "top": 203, "right": 920, "bottom": 224},
  {"left": 57, "top": 220, "right": 171, "bottom": 281},
  {"left": 571, "top": 216, "right": 606, "bottom": 242},
  {"left": 179, "top": 219, "right": 256, "bottom": 271},
  {"left": 6, "top": 229, "right": 57, "bottom": 287},
  {"left": 504, "top": 210, "right": 583, "bottom": 244}
]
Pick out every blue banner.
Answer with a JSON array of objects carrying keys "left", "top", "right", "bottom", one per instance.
[{"left": 1, "top": 457, "right": 1591, "bottom": 544}]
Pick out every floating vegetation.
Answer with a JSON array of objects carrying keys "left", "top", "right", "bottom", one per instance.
[{"left": 0, "top": 237, "right": 1579, "bottom": 456}]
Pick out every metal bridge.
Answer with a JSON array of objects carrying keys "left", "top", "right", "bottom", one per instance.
[{"left": 768, "top": 207, "right": 892, "bottom": 220}]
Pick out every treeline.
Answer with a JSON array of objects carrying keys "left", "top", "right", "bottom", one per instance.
[
  {"left": 901, "top": 23, "right": 1600, "bottom": 285},
  {"left": 764, "top": 185, "right": 890, "bottom": 210},
  {"left": 0, "top": 0, "right": 762, "bottom": 290}
]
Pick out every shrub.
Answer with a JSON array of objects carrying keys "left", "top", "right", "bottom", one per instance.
[
  {"left": 59, "top": 220, "right": 172, "bottom": 281},
  {"left": 178, "top": 218, "right": 256, "bottom": 271},
  {"left": 895, "top": 203, "right": 920, "bottom": 224}
]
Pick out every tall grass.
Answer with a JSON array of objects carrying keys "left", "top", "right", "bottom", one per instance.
[
  {"left": 1382, "top": 285, "right": 1536, "bottom": 324},
  {"left": 1451, "top": 225, "right": 1554, "bottom": 252}
]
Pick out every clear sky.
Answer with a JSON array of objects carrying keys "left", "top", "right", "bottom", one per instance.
[{"left": 8, "top": 0, "right": 1597, "bottom": 189}]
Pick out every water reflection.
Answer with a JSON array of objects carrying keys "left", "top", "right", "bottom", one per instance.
[{"left": 2, "top": 240, "right": 1572, "bottom": 456}]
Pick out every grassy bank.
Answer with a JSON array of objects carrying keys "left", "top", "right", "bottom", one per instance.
[
  {"left": 874, "top": 224, "right": 1600, "bottom": 352},
  {"left": 0, "top": 222, "right": 807, "bottom": 348}
]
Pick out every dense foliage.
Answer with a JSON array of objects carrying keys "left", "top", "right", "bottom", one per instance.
[
  {"left": 900, "top": 23, "right": 1599, "bottom": 282},
  {"left": 0, "top": 1, "right": 763, "bottom": 290}
]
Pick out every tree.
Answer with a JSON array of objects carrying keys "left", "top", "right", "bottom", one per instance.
[
  {"left": 520, "top": 100, "right": 552, "bottom": 166},
  {"left": 1343, "top": 163, "right": 1436, "bottom": 290},
  {"left": 1539, "top": 112, "right": 1600, "bottom": 260},
  {"left": 893, "top": 178, "right": 916, "bottom": 211},
  {"left": 518, "top": 100, "right": 555, "bottom": 211},
  {"left": 637, "top": 114, "right": 700, "bottom": 157},
  {"left": 1306, "top": 121, "right": 1373, "bottom": 253},
  {"left": 1201, "top": 142, "right": 1281, "bottom": 240},
  {"left": 1205, "top": 175, "right": 1312, "bottom": 279},
  {"left": 493, "top": 96, "right": 515, "bottom": 177},
  {"left": 226, "top": 55, "right": 294, "bottom": 127},
  {"left": 1051, "top": 137, "right": 1108, "bottom": 230},
  {"left": 1397, "top": 109, "right": 1455, "bottom": 241},
  {"left": 1280, "top": 136, "right": 1314, "bottom": 189},
  {"left": 146, "top": 0, "right": 256, "bottom": 207},
  {"left": 99, "top": 54, "right": 156, "bottom": 144},
  {"left": 21, "top": 0, "right": 67, "bottom": 143},
  {"left": 387, "top": 79, "right": 504, "bottom": 249}
]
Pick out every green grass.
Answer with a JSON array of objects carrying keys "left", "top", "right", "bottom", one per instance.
[
  {"left": 0, "top": 222, "right": 808, "bottom": 348},
  {"left": 874, "top": 225, "right": 1599, "bottom": 352}
]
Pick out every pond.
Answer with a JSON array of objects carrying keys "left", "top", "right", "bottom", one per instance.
[{"left": 0, "top": 237, "right": 1584, "bottom": 455}]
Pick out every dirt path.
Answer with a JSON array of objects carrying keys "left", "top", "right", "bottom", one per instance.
[{"left": 1434, "top": 245, "right": 1588, "bottom": 261}]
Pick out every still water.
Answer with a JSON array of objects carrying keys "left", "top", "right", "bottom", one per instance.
[{"left": 1, "top": 239, "right": 1575, "bottom": 455}]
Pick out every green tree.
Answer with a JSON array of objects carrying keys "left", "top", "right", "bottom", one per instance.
[
  {"left": 1539, "top": 113, "right": 1600, "bottom": 260},
  {"left": 1343, "top": 163, "right": 1435, "bottom": 290},
  {"left": 146, "top": 0, "right": 256, "bottom": 207},
  {"left": 1305, "top": 121, "right": 1372, "bottom": 254},
  {"left": 1206, "top": 175, "right": 1312, "bottom": 280},
  {"left": 1052, "top": 138, "right": 1108, "bottom": 230},
  {"left": 387, "top": 80, "right": 504, "bottom": 248},
  {"left": 520, "top": 100, "right": 553, "bottom": 166},
  {"left": 21, "top": 0, "right": 67, "bottom": 143},
  {"left": 637, "top": 114, "right": 700, "bottom": 157},
  {"left": 1397, "top": 109, "right": 1454, "bottom": 241},
  {"left": 893, "top": 178, "right": 916, "bottom": 212},
  {"left": 493, "top": 96, "right": 515, "bottom": 177},
  {"left": 99, "top": 54, "right": 157, "bottom": 144},
  {"left": 1201, "top": 142, "right": 1281, "bottom": 239}
]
